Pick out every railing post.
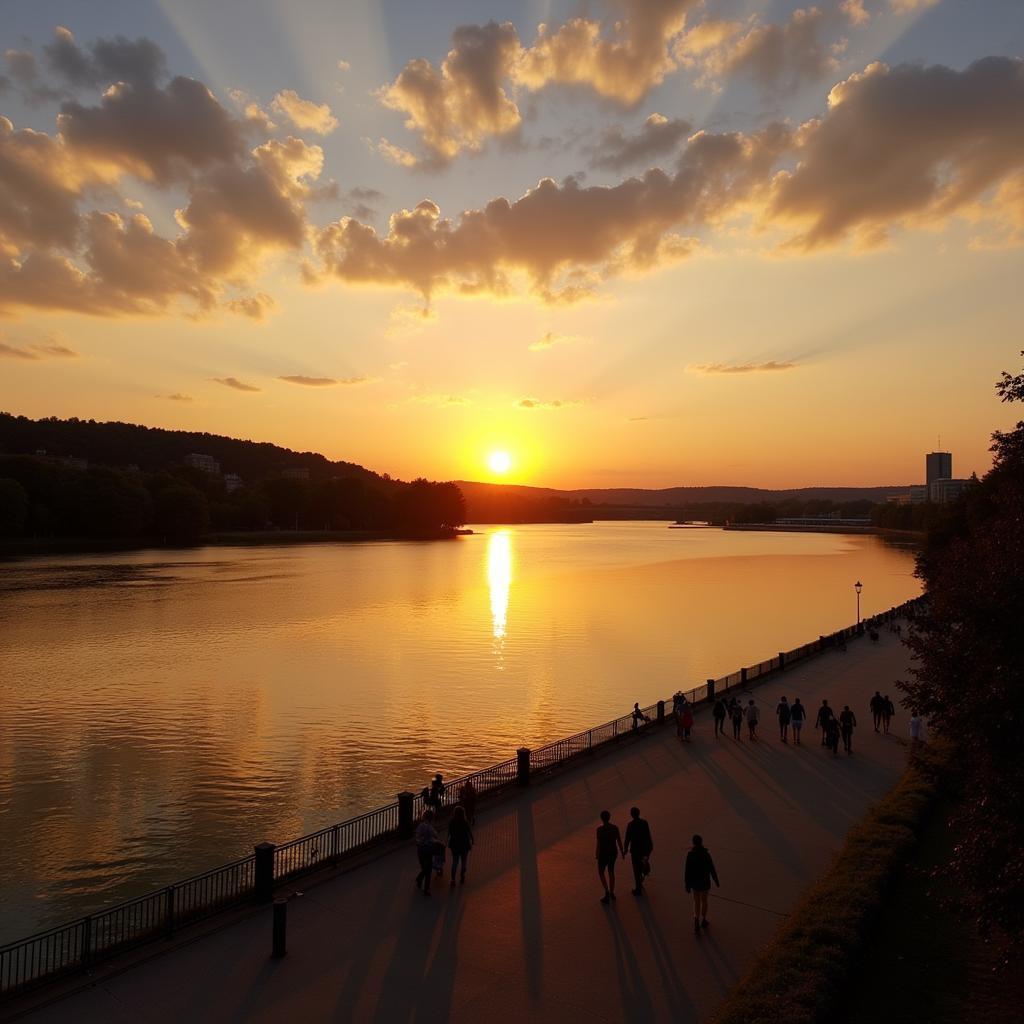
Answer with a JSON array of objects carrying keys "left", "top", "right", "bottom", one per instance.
[
  {"left": 164, "top": 885, "right": 175, "bottom": 938},
  {"left": 707, "top": 677, "right": 715, "bottom": 698},
  {"left": 657, "top": 700, "right": 665, "bottom": 722},
  {"left": 254, "top": 842, "right": 275, "bottom": 904},
  {"left": 397, "top": 791, "right": 415, "bottom": 838},
  {"left": 516, "top": 747, "right": 531, "bottom": 786},
  {"left": 82, "top": 915, "right": 92, "bottom": 969},
  {"left": 779, "top": 651, "right": 786, "bottom": 670},
  {"left": 331, "top": 824, "right": 340, "bottom": 865},
  {"left": 588, "top": 729, "right": 593, "bottom": 754},
  {"left": 272, "top": 898, "right": 287, "bottom": 958}
]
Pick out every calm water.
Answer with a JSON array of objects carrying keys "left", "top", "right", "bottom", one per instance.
[{"left": 0, "top": 524, "right": 919, "bottom": 941}]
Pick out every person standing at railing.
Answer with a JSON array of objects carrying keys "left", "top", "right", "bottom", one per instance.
[
  {"left": 596, "top": 810, "right": 625, "bottom": 905},
  {"left": 712, "top": 697, "right": 727, "bottom": 738},
  {"left": 632, "top": 702, "right": 650, "bottom": 731},
  {"left": 428, "top": 773, "right": 445, "bottom": 811},
  {"left": 623, "top": 807, "right": 654, "bottom": 896},
  {"left": 447, "top": 806, "right": 474, "bottom": 887},
  {"left": 414, "top": 810, "right": 439, "bottom": 895}
]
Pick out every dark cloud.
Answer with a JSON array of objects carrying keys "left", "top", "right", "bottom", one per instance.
[
  {"left": 278, "top": 375, "right": 337, "bottom": 386},
  {"left": 589, "top": 114, "right": 692, "bottom": 171},
  {"left": 770, "top": 57, "right": 1024, "bottom": 247},
  {"left": 162, "top": 393, "right": 193, "bottom": 402},
  {"left": 3, "top": 48, "right": 61, "bottom": 103},
  {"left": 212, "top": 377, "right": 261, "bottom": 392},
  {"left": 44, "top": 26, "right": 167, "bottom": 90}
]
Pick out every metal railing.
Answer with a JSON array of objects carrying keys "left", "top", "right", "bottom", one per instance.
[{"left": 0, "top": 595, "right": 924, "bottom": 1000}]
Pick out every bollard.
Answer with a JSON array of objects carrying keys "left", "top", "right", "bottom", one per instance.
[
  {"left": 706, "top": 678, "right": 715, "bottom": 700},
  {"left": 397, "top": 791, "right": 415, "bottom": 838},
  {"left": 657, "top": 699, "right": 665, "bottom": 722},
  {"left": 254, "top": 842, "right": 275, "bottom": 904},
  {"left": 516, "top": 747, "right": 531, "bottom": 786},
  {"left": 272, "top": 898, "right": 287, "bottom": 958},
  {"left": 740, "top": 667, "right": 747, "bottom": 685},
  {"left": 778, "top": 651, "right": 786, "bottom": 670}
]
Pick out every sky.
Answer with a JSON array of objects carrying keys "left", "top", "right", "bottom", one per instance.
[{"left": 1, "top": 0, "right": 1023, "bottom": 489}]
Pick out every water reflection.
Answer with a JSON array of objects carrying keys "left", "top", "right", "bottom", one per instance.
[{"left": 487, "top": 529, "right": 513, "bottom": 641}]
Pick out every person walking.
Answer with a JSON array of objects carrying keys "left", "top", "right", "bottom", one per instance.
[
  {"left": 623, "top": 807, "right": 654, "bottom": 896},
  {"left": 790, "top": 698, "right": 806, "bottom": 745},
  {"left": 458, "top": 779, "right": 477, "bottom": 824},
  {"left": 632, "top": 702, "right": 650, "bottom": 732},
  {"left": 680, "top": 704, "right": 695, "bottom": 743},
  {"left": 712, "top": 697, "right": 727, "bottom": 738},
  {"left": 596, "top": 810, "right": 625, "bottom": 904},
  {"left": 870, "top": 691, "right": 886, "bottom": 732},
  {"left": 684, "top": 834, "right": 720, "bottom": 933},
  {"left": 839, "top": 705, "right": 857, "bottom": 754},
  {"left": 447, "top": 805, "right": 474, "bottom": 886},
  {"left": 745, "top": 699, "right": 760, "bottom": 740},
  {"left": 816, "top": 700, "right": 834, "bottom": 746},
  {"left": 414, "top": 810, "right": 439, "bottom": 895},
  {"left": 882, "top": 694, "right": 896, "bottom": 735},
  {"left": 776, "top": 696, "right": 791, "bottom": 743},
  {"left": 824, "top": 715, "right": 841, "bottom": 757},
  {"left": 729, "top": 698, "right": 744, "bottom": 741}
]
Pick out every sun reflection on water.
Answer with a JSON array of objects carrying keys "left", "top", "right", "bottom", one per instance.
[{"left": 487, "top": 529, "right": 513, "bottom": 642}]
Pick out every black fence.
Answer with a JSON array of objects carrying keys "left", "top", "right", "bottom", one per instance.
[{"left": 0, "top": 597, "right": 923, "bottom": 999}]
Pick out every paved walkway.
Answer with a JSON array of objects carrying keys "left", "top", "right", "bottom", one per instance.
[{"left": 16, "top": 631, "right": 912, "bottom": 1024}]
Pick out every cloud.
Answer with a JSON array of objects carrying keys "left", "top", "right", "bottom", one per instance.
[
  {"left": 44, "top": 26, "right": 166, "bottom": 90},
  {"left": 686, "top": 7, "right": 841, "bottom": 96},
  {"left": 769, "top": 57, "right": 1024, "bottom": 248},
  {"left": 162, "top": 392, "right": 193, "bottom": 401},
  {"left": 370, "top": 137, "right": 418, "bottom": 167},
  {"left": 278, "top": 374, "right": 338, "bottom": 386},
  {"left": 225, "top": 292, "right": 275, "bottom": 319},
  {"left": 271, "top": 90, "right": 338, "bottom": 135},
  {"left": 688, "top": 360, "right": 799, "bottom": 374},
  {"left": 517, "top": 397, "right": 581, "bottom": 409},
  {"left": 337, "top": 60, "right": 351, "bottom": 72},
  {"left": 341, "top": 185, "right": 384, "bottom": 220},
  {"left": 315, "top": 124, "right": 789, "bottom": 302},
  {"left": 589, "top": 114, "right": 692, "bottom": 172},
  {"left": 889, "top": 0, "right": 941, "bottom": 12},
  {"left": 0, "top": 337, "right": 81, "bottom": 359},
  {"left": 213, "top": 376, "right": 261, "bottom": 392},
  {"left": 840, "top": 0, "right": 870, "bottom": 27},
  {"left": 529, "top": 330, "right": 581, "bottom": 351},
  {"left": 377, "top": 21, "right": 522, "bottom": 164},
  {"left": 3, "top": 48, "right": 61, "bottom": 103}
]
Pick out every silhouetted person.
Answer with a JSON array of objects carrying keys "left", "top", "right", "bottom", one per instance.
[
  {"left": 712, "top": 697, "right": 727, "bottom": 737},
  {"left": 745, "top": 699, "right": 759, "bottom": 740},
  {"left": 414, "top": 810, "right": 438, "bottom": 895},
  {"left": 684, "top": 834, "right": 720, "bottom": 933},
  {"left": 790, "top": 698, "right": 806, "bottom": 744},
  {"left": 816, "top": 700, "right": 834, "bottom": 746},
  {"left": 680, "top": 704, "right": 695, "bottom": 742},
  {"left": 623, "top": 807, "right": 654, "bottom": 895},
  {"left": 882, "top": 694, "right": 896, "bottom": 735},
  {"left": 729, "top": 699, "right": 743, "bottom": 740},
  {"left": 870, "top": 691, "right": 885, "bottom": 732},
  {"left": 776, "top": 696, "right": 791, "bottom": 742},
  {"left": 428, "top": 773, "right": 445, "bottom": 811},
  {"left": 839, "top": 705, "right": 857, "bottom": 753},
  {"left": 458, "top": 779, "right": 477, "bottom": 824},
  {"left": 632, "top": 702, "right": 649, "bottom": 732},
  {"left": 596, "top": 810, "right": 624, "bottom": 904},
  {"left": 825, "top": 716, "right": 841, "bottom": 756},
  {"left": 447, "top": 805, "right": 474, "bottom": 886}
]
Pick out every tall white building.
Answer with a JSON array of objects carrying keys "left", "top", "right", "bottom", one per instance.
[{"left": 184, "top": 453, "right": 221, "bottom": 475}]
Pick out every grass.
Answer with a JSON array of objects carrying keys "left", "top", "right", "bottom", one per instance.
[{"left": 710, "top": 743, "right": 949, "bottom": 1024}]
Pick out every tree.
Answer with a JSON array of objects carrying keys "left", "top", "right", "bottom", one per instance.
[
  {"left": 900, "top": 352, "right": 1024, "bottom": 937},
  {"left": 150, "top": 477, "right": 210, "bottom": 543},
  {"left": 0, "top": 477, "right": 29, "bottom": 537}
]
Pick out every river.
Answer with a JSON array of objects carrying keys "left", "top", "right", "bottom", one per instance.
[{"left": 0, "top": 523, "right": 919, "bottom": 942}]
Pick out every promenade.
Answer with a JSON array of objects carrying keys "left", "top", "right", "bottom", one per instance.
[{"left": 14, "top": 631, "right": 912, "bottom": 1024}]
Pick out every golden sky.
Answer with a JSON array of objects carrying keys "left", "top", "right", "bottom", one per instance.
[{"left": 1, "top": 1, "right": 1022, "bottom": 487}]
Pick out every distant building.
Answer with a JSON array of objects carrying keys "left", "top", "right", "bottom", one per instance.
[
  {"left": 224, "top": 473, "right": 243, "bottom": 493},
  {"left": 926, "top": 451, "right": 952, "bottom": 485},
  {"left": 185, "top": 453, "right": 221, "bottom": 475},
  {"left": 281, "top": 467, "right": 310, "bottom": 481},
  {"left": 776, "top": 515, "right": 871, "bottom": 527},
  {"left": 909, "top": 485, "right": 929, "bottom": 505},
  {"left": 930, "top": 478, "right": 968, "bottom": 504},
  {"left": 59, "top": 456, "right": 88, "bottom": 471}
]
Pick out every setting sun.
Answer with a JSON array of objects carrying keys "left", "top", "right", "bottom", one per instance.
[{"left": 488, "top": 451, "right": 513, "bottom": 475}]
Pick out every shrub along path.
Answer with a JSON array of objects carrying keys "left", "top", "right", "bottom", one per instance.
[{"left": 17, "top": 632, "right": 913, "bottom": 1024}]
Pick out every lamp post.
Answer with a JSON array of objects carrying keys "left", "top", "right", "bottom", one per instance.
[{"left": 855, "top": 580, "right": 863, "bottom": 625}]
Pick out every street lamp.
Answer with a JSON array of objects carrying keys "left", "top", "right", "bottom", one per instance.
[{"left": 855, "top": 580, "right": 863, "bottom": 625}]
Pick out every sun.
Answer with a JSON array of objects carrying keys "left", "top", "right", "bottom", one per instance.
[{"left": 487, "top": 450, "right": 513, "bottom": 475}]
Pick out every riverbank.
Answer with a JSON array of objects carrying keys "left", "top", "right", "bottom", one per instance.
[{"left": 0, "top": 527, "right": 467, "bottom": 559}]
